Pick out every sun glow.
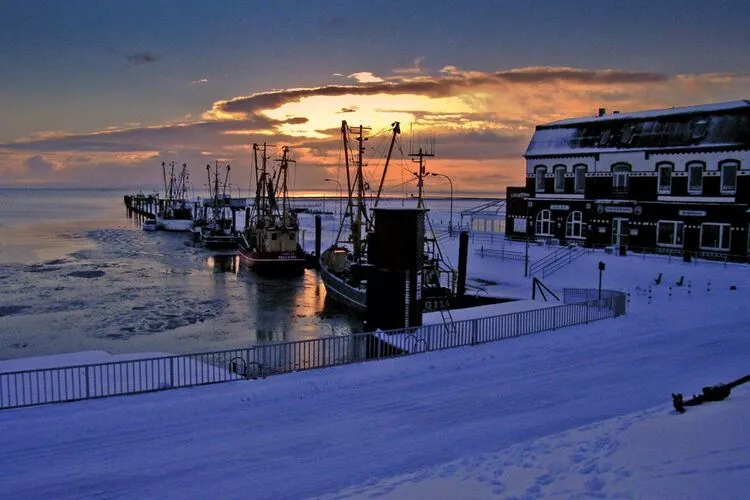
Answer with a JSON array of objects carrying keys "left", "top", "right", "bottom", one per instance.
[{"left": 262, "top": 94, "right": 476, "bottom": 138}]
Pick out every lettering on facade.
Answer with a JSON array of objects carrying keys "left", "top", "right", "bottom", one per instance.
[
  {"left": 678, "top": 210, "right": 707, "bottom": 217},
  {"left": 550, "top": 204, "right": 570, "bottom": 211},
  {"left": 604, "top": 206, "right": 634, "bottom": 214}
]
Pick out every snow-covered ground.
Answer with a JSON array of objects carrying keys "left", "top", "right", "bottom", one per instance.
[{"left": 1, "top": 236, "right": 749, "bottom": 499}]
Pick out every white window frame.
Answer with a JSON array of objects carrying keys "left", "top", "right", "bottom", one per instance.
[
  {"left": 656, "top": 220, "right": 684, "bottom": 248},
  {"left": 574, "top": 164, "right": 586, "bottom": 194},
  {"left": 565, "top": 211, "right": 584, "bottom": 239},
  {"left": 720, "top": 161, "right": 738, "bottom": 194},
  {"left": 657, "top": 162, "right": 673, "bottom": 195},
  {"left": 699, "top": 222, "right": 731, "bottom": 251},
  {"left": 534, "top": 166, "right": 547, "bottom": 193},
  {"left": 535, "top": 209, "right": 553, "bottom": 236},
  {"left": 687, "top": 161, "right": 704, "bottom": 195},
  {"left": 553, "top": 165, "right": 566, "bottom": 193},
  {"left": 612, "top": 163, "right": 631, "bottom": 192}
]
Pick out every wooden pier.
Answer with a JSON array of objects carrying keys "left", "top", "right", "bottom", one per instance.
[{"left": 124, "top": 193, "right": 159, "bottom": 218}]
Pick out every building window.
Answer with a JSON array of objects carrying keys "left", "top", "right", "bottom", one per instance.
[
  {"left": 687, "top": 161, "right": 704, "bottom": 195},
  {"left": 565, "top": 211, "right": 584, "bottom": 239},
  {"left": 700, "top": 223, "right": 731, "bottom": 251},
  {"left": 553, "top": 165, "right": 566, "bottom": 193},
  {"left": 657, "top": 162, "right": 673, "bottom": 194},
  {"left": 534, "top": 165, "right": 547, "bottom": 193},
  {"left": 612, "top": 163, "right": 631, "bottom": 192},
  {"left": 535, "top": 209, "right": 553, "bottom": 236},
  {"left": 574, "top": 164, "right": 587, "bottom": 194},
  {"left": 656, "top": 220, "right": 684, "bottom": 248},
  {"left": 720, "top": 160, "right": 738, "bottom": 194}
]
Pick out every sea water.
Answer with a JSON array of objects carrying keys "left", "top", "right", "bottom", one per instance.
[{"left": 0, "top": 189, "right": 363, "bottom": 361}]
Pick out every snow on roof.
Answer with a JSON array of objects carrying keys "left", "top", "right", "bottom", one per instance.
[{"left": 540, "top": 100, "right": 750, "bottom": 128}]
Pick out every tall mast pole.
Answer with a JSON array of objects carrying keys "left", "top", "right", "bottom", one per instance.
[
  {"left": 410, "top": 147, "right": 434, "bottom": 209},
  {"left": 373, "top": 121, "right": 401, "bottom": 209}
]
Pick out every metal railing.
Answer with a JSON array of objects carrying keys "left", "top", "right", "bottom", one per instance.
[
  {"left": 474, "top": 246, "right": 526, "bottom": 262},
  {"left": 529, "top": 246, "right": 590, "bottom": 278},
  {"left": 0, "top": 289, "right": 626, "bottom": 410}
]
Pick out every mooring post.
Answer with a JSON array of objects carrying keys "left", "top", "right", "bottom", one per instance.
[
  {"left": 457, "top": 231, "right": 469, "bottom": 296},
  {"left": 315, "top": 215, "right": 322, "bottom": 259}
]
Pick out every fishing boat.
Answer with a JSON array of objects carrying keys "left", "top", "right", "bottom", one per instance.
[
  {"left": 155, "top": 161, "right": 194, "bottom": 231},
  {"left": 199, "top": 161, "right": 239, "bottom": 249},
  {"left": 319, "top": 121, "right": 456, "bottom": 314},
  {"left": 238, "top": 144, "right": 305, "bottom": 275},
  {"left": 142, "top": 218, "right": 158, "bottom": 231},
  {"left": 318, "top": 121, "right": 401, "bottom": 311}
]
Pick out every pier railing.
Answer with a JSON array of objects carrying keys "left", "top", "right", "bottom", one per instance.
[{"left": 0, "top": 289, "right": 625, "bottom": 410}]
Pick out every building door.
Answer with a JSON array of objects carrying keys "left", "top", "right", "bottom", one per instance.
[{"left": 611, "top": 218, "right": 630, "bottom": 246}]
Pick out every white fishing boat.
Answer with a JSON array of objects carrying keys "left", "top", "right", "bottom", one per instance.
[{"left": 156, "top": 161, "right": 194, "bottom": 232}]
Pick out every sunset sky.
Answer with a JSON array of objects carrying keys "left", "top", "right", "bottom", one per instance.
[{"left": 2, "top": 0, "right": 750, "bottom": 195}]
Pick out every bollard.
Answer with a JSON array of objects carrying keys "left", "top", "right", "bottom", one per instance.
[
  {"left": 648, "top": 286, "right": 652, "bottom": 305},
  {"left": 668, "top": 285, "right": 672, "bottom": 299},
  {"left": 707, "top": 280, "right": 711, "bottom": 293},
  {"left": 687, "top": 281, "right": 691, "bottom": 295}
]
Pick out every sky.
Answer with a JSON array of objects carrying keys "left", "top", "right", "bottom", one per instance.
[
  {"left": 2, "top": 0, "right": 750, "bottom": 193},
  {"left": 1, "top": 235, "right": 749, "bottom": 498}
]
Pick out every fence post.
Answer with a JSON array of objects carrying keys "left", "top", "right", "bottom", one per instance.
[
  {"left": 85, "top": 366, "right": 90, "bottom": 399},
  {"left": 170, "top": 357, "right": 174, "bottom": 387}
]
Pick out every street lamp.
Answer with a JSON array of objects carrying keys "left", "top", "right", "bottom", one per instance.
[
  {"left": 324, "top": 178, "right": 343, "bottom": 221},
  {"left": 430, "top": 172, "right": 454, "bottom": 236}
]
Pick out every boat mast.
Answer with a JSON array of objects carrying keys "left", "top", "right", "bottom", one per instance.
[
  {"left": 275, "top": 146, "right": 295, "bottom": 227},
  {"left": 410, "top": 146, "right": 433, "bottom": 209},
  {"left": 373, "top": 121, "right": 401, "bottom": 210}
]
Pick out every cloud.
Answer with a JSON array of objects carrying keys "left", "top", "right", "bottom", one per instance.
[
  {"left": 394, "top": 57, "right": 426, "bottom": 75},
  {"left": 348, "top": 72, "right": 385, "bottom": 83},
  {"left": 24, "top": 155, "right": 64, "bottom": 173},
  {"left": 126, "top": 51, "right": 160, "bottom": 65},
  {"left": 338, "top": 107, "right": 357, "bottom": 113},
  {"left": 190, "top": 78, "right": 209, "bottom": 85}
]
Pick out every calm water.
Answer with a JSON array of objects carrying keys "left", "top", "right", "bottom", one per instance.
[{"left": 0, "top": 189, "right": 363, "bottom": 361}]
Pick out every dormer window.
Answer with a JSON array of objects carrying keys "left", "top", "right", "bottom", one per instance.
[
  {"left": 534, "top": 165, "right": 547, "bottom": 193},
  {"left": 553, "top": 165, "right": 566, "bottom": 193},
  {"left": 620, "top": 125, "right": 635, "bottom": 145},
  {"left": 691, "top": 118, "right": 709, "bottom": 140}
]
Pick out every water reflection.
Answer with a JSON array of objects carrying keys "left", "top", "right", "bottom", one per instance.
[{"left": 205, "top": 254, "right": 239, "bottom": 274}]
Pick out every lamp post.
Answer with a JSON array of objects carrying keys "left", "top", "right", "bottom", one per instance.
[
  {"left": 324, "top": 178, "right": 343, "bottom": 220},
  {"left": 430, "top": 172, "right": 454, "bottom": 236}
]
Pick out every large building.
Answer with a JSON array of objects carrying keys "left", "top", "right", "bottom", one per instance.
[{"left": 504, "top": 100, "right": 750, "bottom": 261}]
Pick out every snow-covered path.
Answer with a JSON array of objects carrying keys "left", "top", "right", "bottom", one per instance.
[{"left": 2, "top": 282, "right": 748, "bottom": 499}]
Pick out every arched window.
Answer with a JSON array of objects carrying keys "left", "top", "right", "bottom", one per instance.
[
  {"left": 656, "top": 161, "right": 673, "bottom": 194},
  {"left": 573, "top": 164, "right": 587, "bottom": 194},
  {"left": 565, "top": 211, "right": 584, "bottom": 239},
  {"left": 687, "top": 161, "right": 705, "bottom": 194},
  {"left": 612, "top": 163, "right": 631, "bottom": 192},
  {"left": 534, "top": 165, "right": 547, "bottom": 192},
  {"left": 535, "top": 209, "right": 553, "bottom": 236},
  {"left": 719, "top": 160, "right": 739, "bottom": 194},
  {"left": 553, "top": 164, "right": 566, "bottom": 193}
]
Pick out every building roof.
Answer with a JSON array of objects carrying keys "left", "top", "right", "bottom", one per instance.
[{"left": 539, "top": 100, "right": 750, "bottom": 128}]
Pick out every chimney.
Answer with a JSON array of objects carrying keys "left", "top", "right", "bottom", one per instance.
[
  {"left": 613, "top": 110, "right": 620, "bottom": 114},
  {"left": 598, "top": 108, "right": 606, "bottom": 117}
]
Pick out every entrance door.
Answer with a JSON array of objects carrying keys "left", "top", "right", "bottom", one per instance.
[{"left": 611, "top": 218, "right": 630, "bottom": 246}]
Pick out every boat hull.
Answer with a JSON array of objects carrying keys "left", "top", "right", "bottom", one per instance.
[
  {"left": 319, "top": 260, "right": 367, "bottom": 312},
  {"left": 238, "top": 245, "right": 305, "bottom": 275},
  {"left": 156, "top": 217, "right": 194, "bottom": 232}
]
